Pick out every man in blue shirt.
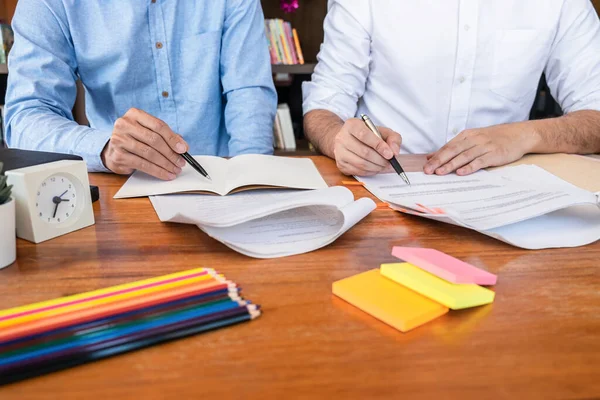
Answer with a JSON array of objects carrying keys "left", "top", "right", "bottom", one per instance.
[{"left": 5, "top": 0, "right": 277, "bottom": 180}]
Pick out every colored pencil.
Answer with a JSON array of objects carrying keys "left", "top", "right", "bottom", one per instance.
[
  {"left": 0, "top": 289, "right": 242, "bottom": 351},
  {"left": 0, "top": 280, "right": 237, "bottom": 343},
  {"left": 0, "top": 307, "right": 260, "bottom": 385},
  {"left": 0, "top": 268, "right": 213, "bottom": 320},
  {"left": 0, "top": 272, "right": 225, "bottom": 328},
  {"left": 0, "top": 300, "right": 249, "bottom": 365}
]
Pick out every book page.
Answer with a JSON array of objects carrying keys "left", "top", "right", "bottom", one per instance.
[
  {"left": 357, "top": 165, "right": 598, "bottom": 231},
  {"left": 114, "top": 155, "right": 328, "bottom": 199},
  {"left": 114, "top": 156, "right": 229, "bottom": 198},
  {"left": 149, "top": 186, "right": 355, "bottom": 227},
  {"left": 200, "top": 198, "right": 376, "bottom": 258},
  {"left": 223, "top": 155, "right": 327, "bottom": 193}
]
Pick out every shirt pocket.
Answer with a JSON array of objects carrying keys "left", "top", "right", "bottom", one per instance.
[
  {"left": 174, "top": 30, "right": 222, "bottom": 103},
  {"left": 490, "top": 29, "right": 550, "bottom": 103}
]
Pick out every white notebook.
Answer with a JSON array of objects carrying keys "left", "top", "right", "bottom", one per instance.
[{"left": 114, "top": 155, "right": 327, "bottom": 198}]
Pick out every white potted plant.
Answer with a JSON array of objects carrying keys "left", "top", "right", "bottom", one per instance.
[{"left": 0, "top": 162, "right": 16, "bottom": 269}]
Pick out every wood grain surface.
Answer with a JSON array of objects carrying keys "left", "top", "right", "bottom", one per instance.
[{"left": 0, "top": 156, "right": 599, "bottom": 399}]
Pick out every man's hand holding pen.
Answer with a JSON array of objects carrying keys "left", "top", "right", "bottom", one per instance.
[{"left": 331, "top": 118, "right": 403, "bottom": 177}]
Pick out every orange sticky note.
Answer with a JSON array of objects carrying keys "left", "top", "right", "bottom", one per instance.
[{"left": 332, "top": 269, "right": 448, "bottom": 332}]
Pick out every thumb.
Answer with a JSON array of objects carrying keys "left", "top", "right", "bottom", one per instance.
[{"left": 379, "top": 127, "right": 402, "bottom": 155}]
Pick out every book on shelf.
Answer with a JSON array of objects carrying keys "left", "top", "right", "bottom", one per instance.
[
  {"left": 273, "top": 104, "right": 296, "bottom": 151},
  {"left": 265, "top": 19, "right": 305, "bottom": 65},
  {"left": 0, "top": 24, "right": 13, "bottom": 65}
]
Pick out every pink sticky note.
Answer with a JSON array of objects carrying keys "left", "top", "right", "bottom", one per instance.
[{"left": 391, "top": 247, "right": 497, "bottom": 285}]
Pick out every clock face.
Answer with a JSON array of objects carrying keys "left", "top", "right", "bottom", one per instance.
[{"left": 36, "top": 174, "right": 79, "bottom": 224}]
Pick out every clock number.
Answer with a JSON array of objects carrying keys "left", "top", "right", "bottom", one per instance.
[
  {"left": 37, "top": 191, "right": 40, "bottom": 196},
  {"left": 61, "top": 178, "right": 64, "bottom": 183},
  {"left": 57, "top": 218, "right": 61, "bottom": 222},
  {"left": 69, "top": 184, "right": 72, "bottom": 189},
  {"left": 66, "top": 212, "right": 69, "bottom": 217},
  {"left": 48, "top": 217, "right": 51, "bottom": 222},
  {"left": 42, "top": 182, "right": 46, "bottom": 187},
  {"left": 72, "top": 194, "right": 75, "bottom": 198},
  {"left": 71, "top": 204, "right": 75, "bottom": 208},
  {"left": 39, "top": 212, "right": 42, "bottom": 217},
  {"left": 50, "top": 177, "right": 55, "bottom": 182}
]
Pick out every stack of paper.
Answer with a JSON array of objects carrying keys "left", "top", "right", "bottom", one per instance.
[
  {"left": 333, "top": 247, "right": 497, "bottom": 332},
  {"left": 356, "top": 165, "right": 600, "bottom": 249},
  {"left": 0, "top": 268, "right": 260, "bottom": 385},
  {"left": 150, "top": 187, "right": 376, "bottom": 258}
]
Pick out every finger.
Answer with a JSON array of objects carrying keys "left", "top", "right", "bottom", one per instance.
[
  {"left": 456, "top": 154, "right": 494, "bottom": 176},
  {"left": 424, "top": 136, "right": 476, "bottom": 174},
  {"left": 426, "top": 152, "right": 435, "bottom": 160},
  {"left": 379, "top": 127, "right": 403, "bottom": 155},
  {"left": 350, "top": 125, "right": 395, "bottom": 160},
  {"left": 125, "top": 136, "right": 183, "bottom": 175},
  {"left": 338, "top": 148, "right": 385, "bottom": 174},
  {"left": 119, "top": 151, "right": 177, "bottom": 180},
  {"left": 126, "top": 108, "right": 188, "bottom": 154},
  {"left": 343, "top": 134, "right": 389, "bottom": 168},
  {"left": 337, "top": 160, "right": 373, "bottom": 177},
  {"left": 127, "top": 124, "right": 186, "bottom": 170},
  {"left": 434, "top": 145, "right": 490, "bottom": 175}
]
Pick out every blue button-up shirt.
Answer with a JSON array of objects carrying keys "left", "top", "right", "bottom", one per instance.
[{"left": 5, "top": 0, "right": 276, "bottom": 171}]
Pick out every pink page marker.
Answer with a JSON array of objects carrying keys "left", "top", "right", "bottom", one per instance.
[{"left": 391, "top": 247, "right": 497, "bottom": 285}]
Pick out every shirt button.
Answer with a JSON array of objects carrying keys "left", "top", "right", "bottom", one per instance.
[
  {"left": 162, "top": 91, "right": 169, "bottom": 98},
  {"left": 458, "top": 76, "right": 466, "bottom": 84},
  {"left": 156, "top": 42, "right": 163, "bottom": 49},
  {"left": 452, "top": 128, "right": 459, "bottom": 135},
  {"left": 151, "top": 0, "right": 156, "bottom": 3},
  {"left": 464, "top": 24, "right": 471, "bottom": 31}
]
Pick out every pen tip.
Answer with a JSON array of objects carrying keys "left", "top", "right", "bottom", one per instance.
[
  {"left": 206, "top": 174, "right": 212, "bottom": 181},
  {"left": 400, "top": 173, "right": 411, "bottom": 186}
]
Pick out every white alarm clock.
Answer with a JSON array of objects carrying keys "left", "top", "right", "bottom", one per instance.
[{"left": 6, "top": 160, "right": 95, "bottom": 243}]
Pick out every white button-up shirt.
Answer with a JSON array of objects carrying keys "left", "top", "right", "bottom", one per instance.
[{"left": 303, "top": 0, "right": 600, "bottom": 154}]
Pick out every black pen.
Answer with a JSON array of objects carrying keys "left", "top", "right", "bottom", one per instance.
[
  {"left": 181, "top": 152, "right": 212, "bottom": 181},
  {"left": 360, "top": 114, "right": 411, "bottom": 185}
]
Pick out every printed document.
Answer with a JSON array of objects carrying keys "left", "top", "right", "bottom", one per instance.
[{"left": 357, "top": 165, "right": 600, "bottom": 249}]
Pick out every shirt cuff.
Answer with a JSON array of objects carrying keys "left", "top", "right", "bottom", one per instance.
[{"left": 75, "top": 128, "right": 113, "bottom": 172}]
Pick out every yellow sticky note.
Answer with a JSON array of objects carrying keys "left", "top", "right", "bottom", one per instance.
[
  {"left": 332, "top": 269, "right": 448, "bottom": 332},
  {"left": 381, "top": 263, "right": 495, "bottom": 310}
]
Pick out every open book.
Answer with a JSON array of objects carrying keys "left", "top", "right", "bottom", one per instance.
[
  {"left": 149, "top": 187, "right": 376, "bottom": 258},
  {"left": 114, "top": 155, "right": 328, "bottom": 198},
  {"left": 357, "top": 165, "right": 600, "bottom": 249}
]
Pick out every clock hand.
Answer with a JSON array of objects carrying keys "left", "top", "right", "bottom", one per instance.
[
  {"left": 52, "top": 195, "right": 63, "bottom": 218},
  {"left": 58, "top": 190, "right": 68, "bottom": 198}
]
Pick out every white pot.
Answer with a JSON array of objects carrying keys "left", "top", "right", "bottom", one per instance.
[{"left": 0, "top": 197, "right": 16, "bottom": 269}]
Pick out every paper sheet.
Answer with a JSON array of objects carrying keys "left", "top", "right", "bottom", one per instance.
[
  {"left": 382, "top": 165, "right": 600, "bottom": 249},
  {"left": 114, "top": 155, "right": 328, "bottom": 198},
  {"left": 356, "top": 166, "right": 598, "bottom": 231},
  {"left": 200, "top": 198, "right": 376, "bottom": 258},
  {"left": 149, "top": 186, "right": 376, "bottom": 258},
  {"left": 150, "top": 187, "right": 354, "bottom": 227}
]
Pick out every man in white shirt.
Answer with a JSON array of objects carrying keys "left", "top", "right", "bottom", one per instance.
[{"left": 303, "top": 0, "right": 600, "bottom": 177}]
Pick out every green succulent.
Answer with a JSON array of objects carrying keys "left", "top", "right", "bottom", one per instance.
[{"left": 0, "top": 162, "right": 13, "bottom": 205}]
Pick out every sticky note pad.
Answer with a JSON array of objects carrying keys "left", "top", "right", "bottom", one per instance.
[
  {"left": 381, "top": 263, "right": 495, "bottom": 310},
  {"left": 391, "top": 247, "right": 497, "bottom": 285},
  {"left": 332, "top": 269, "right": 448, "bottom": 332}
]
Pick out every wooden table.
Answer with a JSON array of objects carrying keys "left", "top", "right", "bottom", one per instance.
[{"left": 1, "top": 156, "right": 599, "bottom": 399}]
